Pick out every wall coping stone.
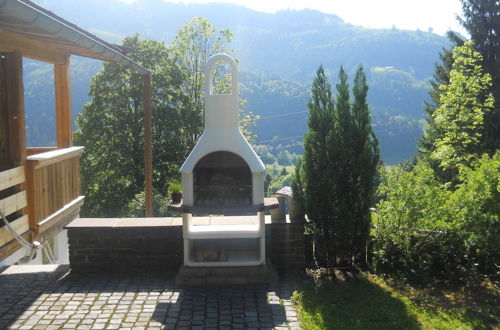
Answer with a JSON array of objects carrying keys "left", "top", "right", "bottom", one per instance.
[{"left": 66, "top": 215, "right": 304, "bottom": 229}]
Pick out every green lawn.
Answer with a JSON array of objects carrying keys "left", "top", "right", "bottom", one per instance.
[{"left": 292, "top": 274, "right": 499, "bottom": 330}]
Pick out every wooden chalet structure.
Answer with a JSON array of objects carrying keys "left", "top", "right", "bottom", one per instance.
[{"left": 0, "top": 0, "right": 153, "bottom": 264}]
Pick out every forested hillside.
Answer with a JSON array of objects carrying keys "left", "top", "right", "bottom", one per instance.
[{"left": 27, "top": 0, "right": 451, "bottom": 163}]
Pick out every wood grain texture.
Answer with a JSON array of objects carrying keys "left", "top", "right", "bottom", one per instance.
[
  {"left": 0, "top": 191, "right": 27, "bottom": 217},
  {"left": 38, "top": 196, "right": 84, "bottom": 234},
  {"left": 0, "top": 215, "right": 29, "bottom": 246},
  {"left": 0, "top": 29, "right": 68, "bottom": 64},
  {"left": 5, "top": 52, "right": 25, "bottom": 168},
  {"left": 26, "top": 147, "right": 58, "bottom": 156},
  {"left": 54, "top": 57, "right": 72, "bottom": 148},
  {"left": 0, "top": 231, "right": 31, "bottom": 261},
  {"left": 27, "top": 146, "right": 83, "bottom": 169},
  {"left": 0, "top": 166, "right": 24, "bottom": 191},
  {"left": 26, "top": 148, "right": 83, "bottom": 231}
]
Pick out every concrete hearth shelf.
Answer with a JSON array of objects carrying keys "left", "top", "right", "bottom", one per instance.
[
  {"left": 186, "top": 224, "right": 261, "bottom": 239},
  {"left": 168, "top": 197, "right": 279, "bottom": 214}
]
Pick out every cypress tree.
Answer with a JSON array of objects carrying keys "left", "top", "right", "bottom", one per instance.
[
  {"left": 350, "top": 66, "right": 380, "bottom": 265},
  {"left": 301, "top": 65, "right": 335, "bottom": 269},
  {"left": 329, "top": 67, "right": 353, "bottom": 266},
  {"left": 296, "top": 65, "right": 379, "bottom": 271},
  {"left": 328, "top": 66, "right": 380, "bottom": 267}
]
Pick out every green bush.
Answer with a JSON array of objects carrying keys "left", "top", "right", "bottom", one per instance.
[
  {"left": 168, "top": 181, "right": 182, "bottom": 194},
  {"left": 126, "top": 190, "right": 175, "bottom": 217},
  {"left": 449, "top": 153, "right": 500, "bottom": 275},
  {"left": 372, "top": 153, "right": 499, "bottom": 282}
]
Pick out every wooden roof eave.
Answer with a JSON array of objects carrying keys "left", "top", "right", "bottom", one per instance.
[{"left": 0, "top": 0, "right": 148, "bottom": 73}]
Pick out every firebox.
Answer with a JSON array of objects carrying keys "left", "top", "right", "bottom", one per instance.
[
  {"left": 173, "top": 53, "right": 277, "bottom": 267},
  {"left": 193, "top": 151, "right": 252, "bottom": 209}
]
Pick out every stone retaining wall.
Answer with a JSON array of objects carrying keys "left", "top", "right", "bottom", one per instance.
[
  {"left": 67, "top": 217, "right": 305, "bottom": 273},
  {"left": 266, "top": 221, "right": 306, "bottom": 272}
]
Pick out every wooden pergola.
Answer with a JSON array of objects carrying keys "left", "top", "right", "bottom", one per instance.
[{"left": 0, "top": 0, "right": 153, "bottom": 261}]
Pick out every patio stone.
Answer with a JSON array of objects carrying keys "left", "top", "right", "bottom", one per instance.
[{"left": 0, "top": 265, "right": 301, "bottom": 329}]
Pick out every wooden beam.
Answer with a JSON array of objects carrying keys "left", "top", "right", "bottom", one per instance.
[
  {"left": 37, "top": 196, "right": 84, "bottom": 235},
  {"left": 26, "top": 147, "right": 58, "bottom": 156},
  {"left": 143, "top": 74, "right": 153, "bottom": 217},
  {"left": 0, "top": 214, "right": 29, "bottom": 247},
  {"left": 5, "top": 52, "right": 25, "bottom": 167},
  {"left": 0, "top": 29, "right": 67, "bottom": 64},
  {"left": 0, "top": 55, "right": 8, "bottom": 171},
  {"left": 0, "top": 166, "right": 25, "bottom": 191},
  {"left": 0, "top": 191, "right": 27, "bottom": 217},
  {"left": 27, "top": 146, "right": 84, "bottom": 170},
  {"left": 54, "top": 56, "right": 72, "bottom": 148},
  {"left": 0, "top": 230, "right": 31, "bottom": 261}
]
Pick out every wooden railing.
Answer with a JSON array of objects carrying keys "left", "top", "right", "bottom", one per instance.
[
  {"left": 26, "top": 147, "right": 85, "bottom": 235},
  {"left": 0, "top": 166, "right": 29, "bottom": 250},
  {"left": 26, "top": 147, "right": 58, "bottom": 156}
]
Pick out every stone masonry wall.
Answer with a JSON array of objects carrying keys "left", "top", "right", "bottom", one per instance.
[
  {"left": 266, "top": 221, "right": 305, "bottom": 272},
  {"left": 67, "top": 219, "right": 183, "bottom": 273},
  {"left": 67, "top": 218, "right": 305, "bottom": 273}
]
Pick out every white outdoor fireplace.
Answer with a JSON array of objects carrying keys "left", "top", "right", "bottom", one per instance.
[{"left": 173, "top": 53, "right": 276, "bottom": 267}]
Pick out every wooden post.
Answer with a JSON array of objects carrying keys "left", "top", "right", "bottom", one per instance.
[
  {"left": 3, "top": 52, "right": 34, "bottom": 238},
  {"left": 25, "top": 160, "right": 37, "bottom": 232},
  {"left": 143, "top": 73, "right": 153, "bottom": 217},
  {"left": 4, "top": 52, "right": 26, "bottom": 167},
  {"left": 54, "top": 56, "right": 72, "bottom": 148}
]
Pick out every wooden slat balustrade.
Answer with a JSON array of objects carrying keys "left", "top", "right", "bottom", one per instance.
[
  {"left": 26, "top": 147, "right": 85, "bottom": 235},
  {"left": 0, "top": 166, "right": 29, "bottom": 248}
]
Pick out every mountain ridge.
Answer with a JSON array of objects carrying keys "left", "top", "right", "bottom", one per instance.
[{"left": 25, "top": 0, "right": 452, "bottom": 163}]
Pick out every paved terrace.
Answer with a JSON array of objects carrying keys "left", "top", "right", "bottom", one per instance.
[{"left": 0, "top": 265, "right": 300, "bottom": 329}]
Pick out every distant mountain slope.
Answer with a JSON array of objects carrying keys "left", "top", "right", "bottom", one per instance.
[
  {"left": 28, "top": 0, "right": 450, "bottom": 163},
  {"left": 36, "top": 0, "right": 447, "bottom": 80}
]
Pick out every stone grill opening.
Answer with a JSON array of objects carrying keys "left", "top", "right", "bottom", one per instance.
[{"left": 193, "top": 151, "right": 252, "bottom": 207}]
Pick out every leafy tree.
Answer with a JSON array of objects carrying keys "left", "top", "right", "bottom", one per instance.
[
  {"left": 172, "top": 17, "right": 234, "bottom": 149},
  {"left": 459, "top": 0, "right": 500, "bottom": 152},
  {"left": 74, "top": 35, "right": 187, "bottom": 216},
  {"left": 430, "top": 41, "right": 494, "bottom": 175},
  {"left": 255, "top": 145, "right": 277, "bottom": 164},
  {"left": 450, "top": 152, "right": 500, "bottom": 274},
  {"left": 126, "top": 189, "right": 171, "bottom": 217},
  {"left": 372, "top": 162, "right": 455, "bottom": 281},
  {"left": 75, "top": 17, "right": 247, "bottom": 217},
  {"left": 418, "top": 32, "right": 464, "bottom": 156},
  {"left": 264, "top": 173, "right": 272, "bottom": 196},
  {"left": 420, "top": 0, "right": 500, "bottom": 158},
  {"left": 280, "top": 167, "right": 288, "bottom": 176},
  {"left": 373, "top": 152, "right": 499, "bottom": 282},
  {"left": 172, "top": 17, "right": 258, "bottom": 144}
]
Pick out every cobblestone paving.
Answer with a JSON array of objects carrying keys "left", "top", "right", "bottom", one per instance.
[{"left": 0, "top": 266, "right": 300, "bottom": 329}]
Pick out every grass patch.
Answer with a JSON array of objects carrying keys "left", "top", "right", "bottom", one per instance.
[{"left": 292, "top": 274, "right": 499, "bottom": 329}]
